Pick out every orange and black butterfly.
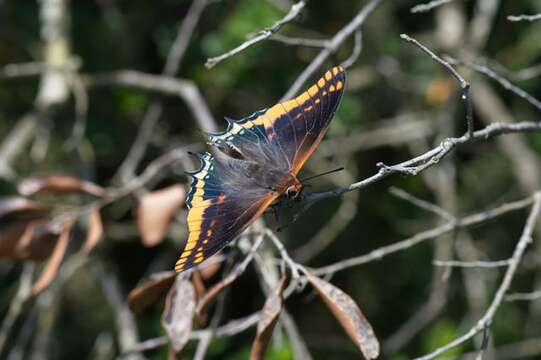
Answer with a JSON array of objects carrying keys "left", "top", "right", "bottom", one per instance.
[{"left": 175, "top": 66, "right": 346, "bottom": 272}]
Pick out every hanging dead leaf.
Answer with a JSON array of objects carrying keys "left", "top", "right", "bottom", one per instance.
[
  {"left": 137, "top": 185, "right": 185, "bottom": 247},
  {"left": 0, "top": 219, "right": 59, "bottom": 260},
  {"left": 80, "top": 208, "right": 103, "bottom": 255},
  {"left": 162, "top": 277, "right": 196, "bottom": 355},
  {"left": 199, "top": 256, "right": 223, "bottom": 280},
  {"left": 306, "top": 274, "right": 379, "bottom": 359},
  {"left": 191, "top": 270, "right": 208, "bottom": 326},
  {"left": 196, "top": 263, "right": 244, "bottom": 318},
  {"left": 31, "top": 220, "right": 73, "bottom": 296},
  {"left": 127, "top": 271, "right": 176, "bottom": 313},
  {"left": 18, "top": 174, "right": 105, "bottom": 197},
  {"left": 250, "top": 276, "right": 287, "bottom": 360},
  {"left": 0, "top": 197, "right": 49, "bottom": 219}
]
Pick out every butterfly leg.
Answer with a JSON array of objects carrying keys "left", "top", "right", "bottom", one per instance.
[{"left": 276, "top": 211, "right": 302, "bottom": 232}]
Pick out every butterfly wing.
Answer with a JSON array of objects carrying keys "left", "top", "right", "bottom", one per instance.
[
  {"left": 175, "top": 152, "right": 278, "bottom": 273},
  {"left": 206, "top": 66, "right": 346, "bottom": 174},
  {"left": 176, "top": 67, "right": 346, "bottom": 272},
  {"left": 269, "top": 66, "right": 346, "bottom": 173}
]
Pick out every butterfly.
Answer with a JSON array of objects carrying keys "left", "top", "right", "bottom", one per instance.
[{"left": 175, "top": 66, "right": 346, "bottom": 272}]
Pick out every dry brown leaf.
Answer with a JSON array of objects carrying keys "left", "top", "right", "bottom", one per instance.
[
  {"left": 199, "top": 257, "right": 222, "bottom": 280},
  {"left": 0, "top": 220, "right": 58, "bottom": 260},
  {"left": 137, "top": 185, "right": 185, "bottom": 247},
  {"left": 127, "top": 271, "right": 176, "bottom": 313},
  {"left": 0, "top": 197, "right": 49, "bottom": 219},
  {"left": 31, "top": 220, "right": 73, "bottom": 296},
  {"left": 18, "top": 174, "right": 105, "bottom": 197},
  {"left": 196, "top": 265, "right": 243, "bottom": 318},
  {"left": 80, "top": 208, "right": 103, "bottom": 254},
  {"left": 250, "top": 276, "right": 287, "bottom": 360},
  {"left": 162, "top": 277, "right": 196, "bottom": 355},
  {"left": 191, "top": 271, "right": 208, "bottom": 326},
  {"left": 307, "top": 274, "right": 379, "bottom": 359}
]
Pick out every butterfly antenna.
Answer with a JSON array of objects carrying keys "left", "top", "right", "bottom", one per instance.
[{"left": 300, "top": 167, "right": 345, "bottom": 183}]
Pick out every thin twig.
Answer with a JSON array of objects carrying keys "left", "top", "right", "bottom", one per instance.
[
  {"left": 507, "top": 14, "right": 541, "bottom": 22},
  {"left": 312, "top": 195, "right": 535, "bottom": 276},
  {"left": 389, "top": 187, "right": 454, "bottom": 221},
  {"left": 121, "top": 313, "right": 261, "bottom": 356},
  {"left": 303, "top": 121, "right": 541, "bottom": 209},
  {"left": 505, "top": 290, "right": 541, "bottom": 302},
  {"left": 449, "top": 58, "right": 541, "bottom": 112},
  {"left": 114, "top": 0, "right": 211, "bottom": 183},
  {"left": 400, "top": 33, "right": 473, "bottom": 138},
  {"left": 433, "top": 259, "right": 511, "bottom": 268},
  {"left": 0, "top": 264, "right": 34, "bottom": 354},
  {"left": 269, "top": 34, "right": 329, "bottom": 48},
  {"left": 205, "top": 1, "right": 306, "bottom": 68},
  {"left": 282, "top": 0, "right": 384, "bottom": 100},
  {"left": 88, "top": 71, "right": 217, "bottom": 132},
  {"left": 414, "top": 192, "right": 541, "bottom": 360},
  {"left": 410, "top": 0, "right": 454, "bottom": 13}
]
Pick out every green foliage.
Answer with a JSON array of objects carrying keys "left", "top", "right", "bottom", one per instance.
[{"left": 422, "top": 320, "right": 463, "bottom": 359}]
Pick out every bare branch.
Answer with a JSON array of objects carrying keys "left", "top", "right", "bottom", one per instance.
[
  {"left": 400, "top": 33, "right": 473, "bottom": 137},
  {"left": 114, "top": 0, "right": 211, "bottom": 184},
  {"left": 282, "top": 0, "right": 384, "bottom": 100},
  {"left": 312, "top": 194, "right": 535, "bottom": 276},
  {"left": 505, "top": 290, "right": 541, "bottom": 302},
  {"left": 340, "top": 30, "right": 363, "bottom": 69},
  {"left": 303, "top": 121, "right": 541, "bottom": 209},
  {"left": 389, "top": 187, "right": 454, "bottom": 221},
  {"left": 269, "top": 34, "right": 329, "bottom": 48},
  {"left": 88, "top": 71, "right": 217, "bottom": 132},
  {"left": 507, "top": 14, "right": 541, "bottom": 22},
  {"left": 414, "top": 193, "right": 541, "bottom": 360},
  {"left": 0, "top": 264, "right": 34, "bottom": 354},
  {"left": 448, "top": 58, "right": 541, "bottom": 112},
  {"left": 433, "top": 259, "right": 511, "bottom": 268},
  {"left": 410, "top": 0, "right": 454, "bottom": 14},
  {"left": 205, "top": 1, "right": 306, "bottom": 68}
]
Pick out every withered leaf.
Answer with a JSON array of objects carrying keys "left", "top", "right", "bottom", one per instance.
[
  {"left": 137, "top": 185, "right": 185, "bottom": 247},
  {"left": 31, "top": 220, "right": 73, "bottom": 296},
  {"left": 80, "top": 208, "right": 103, "bottom": 255},
  {"left": 307, "top": 274, "right": 379, "bottom": 359},
  {"left": 0, "top": 219, "right": 58, "bottom": 260},
  {"left": 18, "top": 174, "right": 105, "bottom": 197},
  {"left": 162, "top": 277, "right": 196, "bottom": 354},
  {"left": 128, "top": 271, "right": 176, "bottom": 313},
  {"left": 191, "top": 270, "right": 208, "bottom": 326},
  {"left": 196, "top": 263, "right": 243, "bottom": 318},
  {"left": 0, "top": 197, "right": 49, "bottom": 219},
  {"left": 250, "top": 276, "right": 287, "bottom": 360}
]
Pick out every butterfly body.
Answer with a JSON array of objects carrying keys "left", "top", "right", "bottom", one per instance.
[{"left": 175, "top": 66, "right": 346, "bottom": 273}]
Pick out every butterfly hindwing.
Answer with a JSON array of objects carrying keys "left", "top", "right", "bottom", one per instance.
[{"left": 177, "top": 153, "right": 278, "bottom": 272}]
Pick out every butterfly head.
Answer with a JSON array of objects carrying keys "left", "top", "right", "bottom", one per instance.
[{"left": 285, "top": 182, "right": 303, "bottom": 201}]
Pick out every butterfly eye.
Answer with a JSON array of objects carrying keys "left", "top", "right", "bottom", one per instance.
[{"left": 286, "top": 186, "right": 298, "bottom": 198}]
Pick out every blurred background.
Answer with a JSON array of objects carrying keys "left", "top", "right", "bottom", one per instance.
[{"left": 1, "top": 0, "right": 541, "bottom": 359}]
